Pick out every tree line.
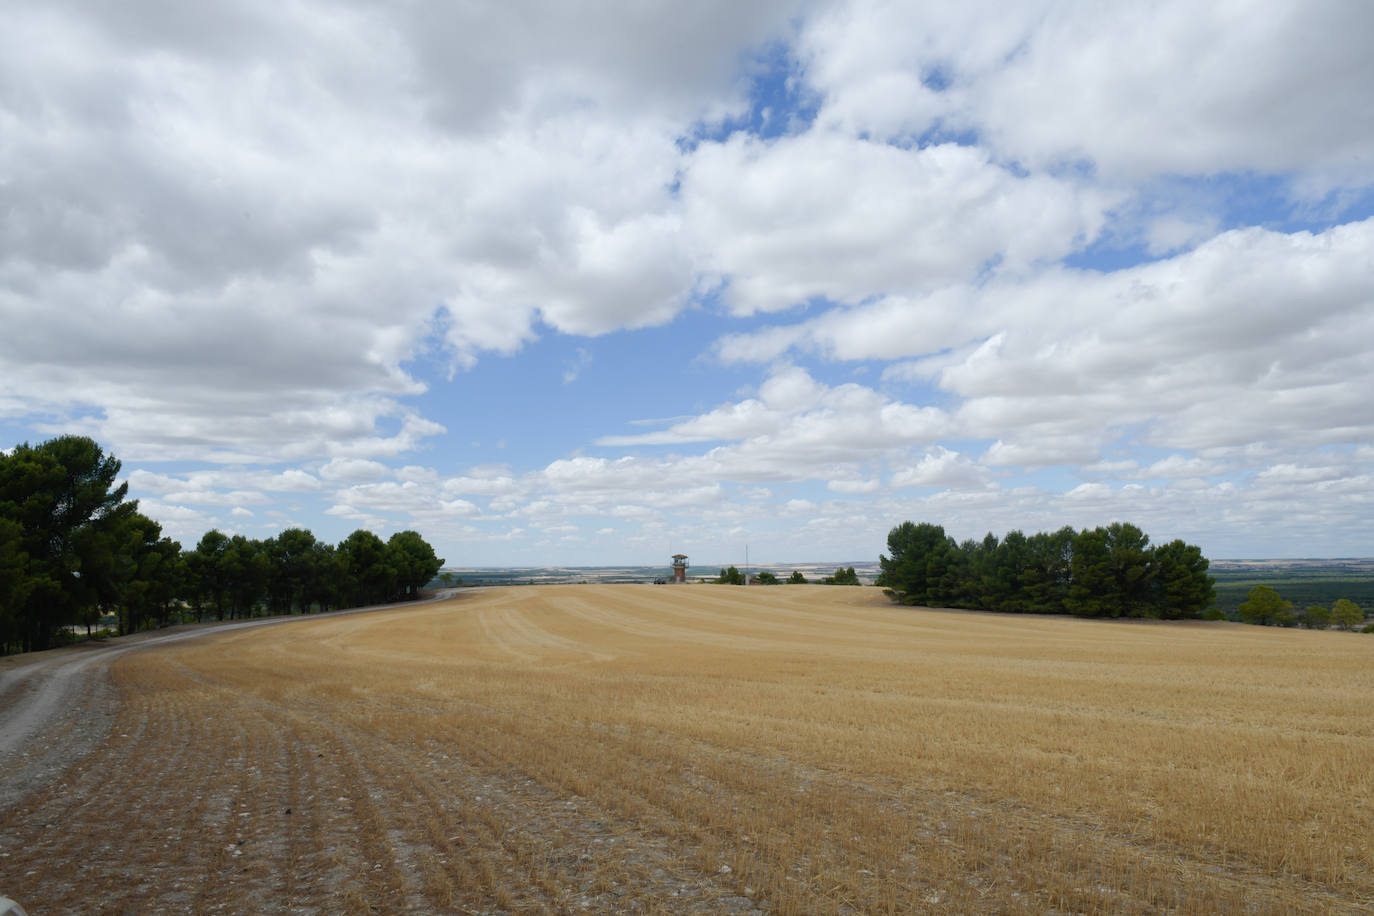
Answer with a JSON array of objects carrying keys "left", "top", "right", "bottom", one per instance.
[
  {"left": 1, "top": 436, "right": 444, "bottom": 655},
  {"left": 1236, "top": 586, "right": 1368, "bottom": 630},
  {"left": 711, "top": 566, "right": 858, "bottom": 585},
  {"left": 878, "top": 521, "right": 1215, "bottom": 619}
]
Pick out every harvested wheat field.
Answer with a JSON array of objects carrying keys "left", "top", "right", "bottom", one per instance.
[{"left": 3, "top": 585, "right": 1373, "bottom": 914}]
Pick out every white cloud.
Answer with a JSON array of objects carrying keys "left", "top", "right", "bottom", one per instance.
[
  {"left": 602, "top": 365, "right": 949, "bottom": 459},
  {"left": 1140, "top": 455, "right": 1225, "bottom": 479},
  {"left": 1256, "top": 463, "right": 1353, "bottom": 485},
  {"left": 799, "top": 0, "right": 1374, "bottom": 184},
  {"left": 715, "top": 219, "right": 1374, "bottom": 464},
  {"left": 319, "top": 458, "right": 390, "bottom": 482},
  {"left": 160, "top": 489, "right": 269, "bottom": 508},
  {"left": 891, "top": 447, "right": 989, "bottom": 488},
  {"left": 683, "top": 132, "right": 1111, "bottom": 315},
  {"left": 827, "top": 478, "right": 880, "bottom": 494},
  {"left": 0, "top": 1, "right": 811, "bottom": 464},
  {"left": 4, "top": 1, "right": 1372, "bottom": 562}
]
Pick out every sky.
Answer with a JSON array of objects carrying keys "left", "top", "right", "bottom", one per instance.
[{"left": 2, "top": 1, "right": 1372, "bottom": 567}]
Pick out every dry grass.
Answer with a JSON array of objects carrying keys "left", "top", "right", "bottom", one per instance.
[{"left": 3, "top": 584, "right": 1372, "bottom": 913}]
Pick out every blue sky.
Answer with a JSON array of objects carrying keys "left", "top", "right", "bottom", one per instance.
[{"left": 2, "top": 1, "right": 1372, "bottom": 566}]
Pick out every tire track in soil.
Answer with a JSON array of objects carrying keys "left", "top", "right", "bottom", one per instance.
[
  {"left": 255, "top": 682, "right": 758, "bottom": 913},
  {"left": 12, "top": 588, "right": 1355, "bottom": 913},
  {"left": 184, "top": 630, "right": 775, "bottom": 914},
  {"left": 145, "top": 654, "right": 397, "bottom": 915},
  {"left": 427, "top": 668, "right": 1365, "bottom": 916}
]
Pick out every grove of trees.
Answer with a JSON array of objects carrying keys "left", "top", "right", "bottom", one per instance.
[
  {"left": 714, "top": 566, "right": 746, "bottom": 584},
  {"left": 713, "top": 568, "right": 817, "bottom": 585},
  {"left": 1, "top": 436, "right": 445, "bottom": 655},
  {"left": 1237, "top": 587, "right": 1367, "bottom": 629},
  {"left": 879, "top": 520, "right": 1216, "bottom": 619},
  {"left": 820, "top": 567, "right": 860, "bottom": 585}
]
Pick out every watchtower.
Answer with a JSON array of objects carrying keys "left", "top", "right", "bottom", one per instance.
[{"left": 671, "top": 554, "right": 689, "bottom": 583}]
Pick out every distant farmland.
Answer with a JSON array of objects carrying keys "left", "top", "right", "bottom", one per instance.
[
  {"left": 433, "top": 561, "right": 883, "bottom": 586},
  {"left": 1210, "top": 558, "right": 1374, "bottom": 617},
  {"left": 4, "top": 585, "right": 1371, "bottom": 913}
]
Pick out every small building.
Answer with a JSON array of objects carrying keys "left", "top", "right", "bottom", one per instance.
[{"left": 671, "top": 554, "right": 689, "bottom": 583}]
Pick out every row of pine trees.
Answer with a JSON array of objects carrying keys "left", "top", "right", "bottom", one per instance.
[
  {"left": 878, "top": 521, "right": 1215, "bottom": 618},
  {"left": 1, "top": 436, "right": 444, "bottom": 654}
]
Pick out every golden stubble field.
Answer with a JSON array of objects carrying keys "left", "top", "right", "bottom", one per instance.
[{"left": 3, "top": 585, "right": 1372, "bottom": 914}]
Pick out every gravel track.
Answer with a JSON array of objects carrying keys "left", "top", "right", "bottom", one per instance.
[{"left": 0, "top": 597, "right": 458, "bottom": 842}]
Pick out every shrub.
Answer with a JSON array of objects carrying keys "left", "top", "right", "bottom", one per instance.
[
  {"left": 1299, "top": 605, "right": 1330, "bottom": 629},
  {"left": 1331, "top": 598, "right": 1365, "bottom": 631}
]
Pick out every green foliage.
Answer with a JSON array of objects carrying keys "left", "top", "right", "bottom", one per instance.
[
  {"left": 1331, "top": 598, "right": 1365, "bottom": 631},
  {"left": 880, "top": 522, "right": 958, "bottom": 605},
  {"left": 821, "top": 567, "right": 861, "bottom": 585},
  {"left": 0, "top": 517, "right": 29, "bottom": 650},
  {"left": 1067, "top": 526, "right": 1115, "bottom": 617},
  {"left": 715, "top": 566, "right": 745, "bottom": 585},
  {"left": 786, "top": 570, "right": 807, "bottom": 584},
  {"left": 1202, "top": 606, "right": 1227, "bottom": 621},
  {"left": 1238, "top": 585, "right": 1294, "bottom": 626},
  {"left": 2, "top": 435, "right": 448, "bottom": 654},
  {"left": 188, "top": 529, "right": 231, "bottom": 621},
  {"left": 338, "top": 529, "right": 392, "bottom": 606},
  {"left": 388, "top": 530, "right": 445, "bottom": 600},
  {"left": 754, "top": 571, "right": 780, "bottom": 585},
  {"left": 1299, "top": 605, "right": 1330, "bottom": 629},
  {"left": 0, "top": 435, "right": 156, "bottom": 651},
  {"left": 1209, "top": 566, "right": 1374, "bottom": 618},
  {"left": 1068, "top": 523, "right": 1159, "bottom": 618},
  {"left": 1151, "top": 539, "right": 1216, "bottom": 618},
  {"left": 880, "top": 520, "right": 1212, "bottom": 620},
  {"left": 264, "top": 528, "right": 325, "bottom": 614}
]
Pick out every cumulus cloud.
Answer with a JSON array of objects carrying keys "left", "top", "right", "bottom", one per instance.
[
  {"left": 714, "top": 220, "right": 1374, "bottom": 463},
  {"left": 891, "top": 448, "right": 990, "bottom": 489},
  {"left": 799, "top": 0, "right": 1374, "bottom": 184},
  {"left": 4, "top": 1, "right": 1370, "bottom": 561},
  {"left": 0, "top": 1, "right": 803, "bottom": 464},
  {"left": 600, "top": 365, "right": 948, "bottom": 455},
  {"left": 319, "top": 458, "right": 391, "bottom": 483},
  {"left": 683, "top": 133, "right": 1111, "bottom": 315}
]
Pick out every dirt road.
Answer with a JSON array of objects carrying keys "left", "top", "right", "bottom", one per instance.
[{"left": 0, "top": 596, "right": 459, "bottom": 811}]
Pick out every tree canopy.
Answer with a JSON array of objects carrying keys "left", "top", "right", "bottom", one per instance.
[
  {"left": 1, "top": 436, "right": 150, "bottom": 651},
  {"left": 715, "top": 566, "right": 745, "bottom": 585},
  {"left": 1237, "top": 586, "right": 1294, "bottom": 626},
  {"left": 880, "top": 520, "right": 1215, "bottom": 619},
  {"left": 821, "top": 567, "right": 860, "bottom": 585},
  {"left": 1331, "top": 598, "right": 1365, "bottom": 630},
  {"left": 2, "top": 436, "right": 446, "bottom": 655}
]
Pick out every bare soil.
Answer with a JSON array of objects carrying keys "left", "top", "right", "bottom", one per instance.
[{"left": 2, "top": 586, "right": 1371, "bottom": 914}]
